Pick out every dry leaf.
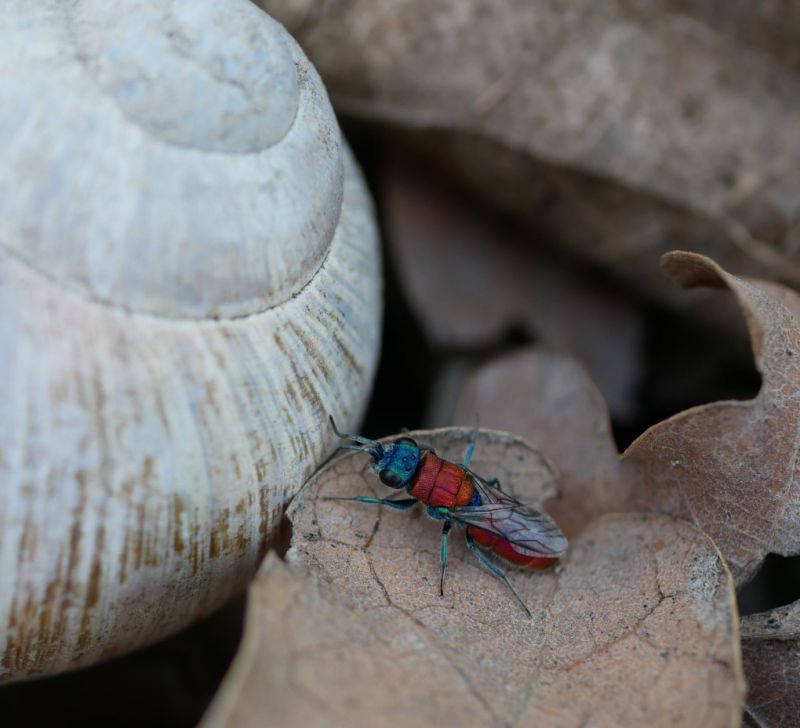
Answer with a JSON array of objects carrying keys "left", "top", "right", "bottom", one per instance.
[
  {"left": 454, "top": 252, "right": 800, "bottom": 584},
  {"left": 381, "top": 155, "right": 643, "bottom": 420},
  {"left": 204, "top": 429, "right": 744, "bottom": 726},
  {"left": 740, "top": 600, "right": 800, "bottom": 727},
  {"left": 665, "top": 1, "right": 800, "bottom": 72},
  {"left": 259, "top": 0, "right": 800, "bottom": 315},
  {"left": 452, "top": 347, "right": 624, "bottom": 540}
]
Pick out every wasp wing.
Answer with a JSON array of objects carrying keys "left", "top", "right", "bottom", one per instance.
[{"left": 451, "top": 470, "right": 568, "bottom": 557}]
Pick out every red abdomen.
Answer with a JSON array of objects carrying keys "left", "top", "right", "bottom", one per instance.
[
  {"left": 409, "top": 453, "right": 474, "bottom": 508},
  {"left": 468, "top": 527, "right": 558, "bottom": 569}
]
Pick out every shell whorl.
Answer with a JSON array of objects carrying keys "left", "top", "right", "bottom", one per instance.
[
  {"left": 0, "top": 0, "right": 342, "bottom": 319},
  {"left": 0, "top": 0, "right": 381, "bottom": 681}
]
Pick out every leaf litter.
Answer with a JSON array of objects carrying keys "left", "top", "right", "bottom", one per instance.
[
  {"left": 740, "top": 599, "right": 800, "bottom": 727},
  {"left": 454, "top": 252, "right": 800, "bottom": 586},
  {"left": 260, "top": 0, "right": 800, "bottom": 311},
  {"left": 380, "top": 154, "right": 644, "bottom": 421},
  {"left": 204, "top": 429, "right": 743, "bottom": 727}
]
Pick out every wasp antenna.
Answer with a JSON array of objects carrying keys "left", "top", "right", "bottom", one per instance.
[
  {"left": 328, "top": 414, "right": 345, "bottom": 438},
  {"left": 328, "top": 414, "right": 381, "bottom": 447},
  {"left": 337, "top": 444, "right": 377, "bottom": 456}
]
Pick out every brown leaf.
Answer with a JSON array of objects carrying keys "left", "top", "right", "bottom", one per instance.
[
  {"left": 665, "top": 1, "right": 800, "bottom": 72},
  {"left": 741, "top": 600, "right": 800, "bottom": 727},
  {"left": 381, "top": 155, "right": 644, "bottom": 419},
  {"left": 204, "top": 430, "right": 744, "bottom": 726},
  {"left": 259, "top": 0, "right": 800, "bottom": 316},
  {"left": 454, "top": 252, "right": 800, "bottom": 584},
  {"left": 452, "top": 348, "right": 625, "bottom": 539}
]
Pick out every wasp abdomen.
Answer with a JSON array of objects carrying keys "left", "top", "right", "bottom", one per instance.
[
  {"left": 409, "top": 453, "right": 474, "bottom": 508},
  {"left": 468, "top": 526, "right": 558, "bottom": 569}
]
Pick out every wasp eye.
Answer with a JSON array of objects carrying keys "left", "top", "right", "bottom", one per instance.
[
  {"left": 379, "top": 469, "right": 404, "bottom": 488},
  {"left": 396, "top": 437, "right": 417, "bottom": 447}
]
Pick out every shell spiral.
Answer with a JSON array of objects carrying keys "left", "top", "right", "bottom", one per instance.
[{"left": 0, "top": 0, "right": 381, "bottom": 681}]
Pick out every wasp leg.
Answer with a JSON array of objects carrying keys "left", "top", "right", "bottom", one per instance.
[
  {"left": 465, "top": 530, "right": 532, "bottom": 619},
  {"left": 485, "top": 476, "right": 501, "bottom": 488},
  {"left": 439, "top": 521, "right": 452, "bottom": 597},
  {"left": 462, "top": 413, "right": 480, "bottom": 468},
  {"left": 322, "top": 496, "right": 417, "bottom": 510},
  {"left": 480, "top": 475, "right": 512, "bottom": 495}
]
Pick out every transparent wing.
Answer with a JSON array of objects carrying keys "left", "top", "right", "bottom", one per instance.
[{"left": 451, "top": 471, "right": 568, "bottom": 557}]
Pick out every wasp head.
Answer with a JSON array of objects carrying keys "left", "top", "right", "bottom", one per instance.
[
  {"left": 329, "top": 416, "right": 421, "bottom": 490},
  {"left": 372, "top": 438, "right": 420, "bottom": 489}
]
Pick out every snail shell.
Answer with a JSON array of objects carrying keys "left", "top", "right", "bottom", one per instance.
[{"left": 0, "top": 0, "right": 381, "bottom": 681}]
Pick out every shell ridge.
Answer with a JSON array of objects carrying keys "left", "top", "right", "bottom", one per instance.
[{"left": 0, "top": 152, "right": 356, "bottom": 324}]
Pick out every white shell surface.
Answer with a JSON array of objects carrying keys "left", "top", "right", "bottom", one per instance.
[
  {"left": 0, "top": 0, "right": 381, "bottom": 681},
  {"left": 0, "top": 0, "right": 342, "bottom": 318}
]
